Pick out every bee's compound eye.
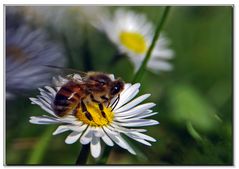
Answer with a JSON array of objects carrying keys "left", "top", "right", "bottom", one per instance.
[{"left": 111, "top": 84, "right": 121, "bottom": 95}]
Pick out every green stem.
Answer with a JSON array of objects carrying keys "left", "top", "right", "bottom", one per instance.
[
  {"left": 27, "top": 126, "right": 54, "bottom": 164},
  {"left": 75, "top": 144, "right": 90, "bottom": 165},
  {"left": 132, "top": 6, "right": 171, "bottom": 83}
]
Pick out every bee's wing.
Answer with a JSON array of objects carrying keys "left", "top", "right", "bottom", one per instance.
[
  {"left": 44, "top": 65, "right": 90, "bottom": 87},
  {"left": 44, "top": 65, "right": 88, "bottom": 79}
]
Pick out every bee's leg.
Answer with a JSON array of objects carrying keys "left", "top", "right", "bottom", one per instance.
[
  {"left": 90, "top": 94, "right": 107, "bottom": 119},
  {"left": 101, "top": 96, "right": 109, "bottom": 102},
  {"left": 81, "top": 101, "right": 93, "bottom": 121},
  {"left": 90, "top": 94, "right": 100, "bottom": 103},
  {"left": 72, "top": 102, "right": 81, "bottom": 116},
  {"left": 98, "top": 103, "right": 107, "bottom": 119}
]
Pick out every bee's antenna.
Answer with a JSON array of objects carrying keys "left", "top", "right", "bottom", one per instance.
[{"left": 44, "top": 65, "right": 65, "bottom": 69}]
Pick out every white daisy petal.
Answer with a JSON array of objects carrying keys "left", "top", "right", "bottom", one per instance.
[
  {"left": 102, "top": 134, "right": 114, "bottom": 146},
  {"left": 116, "top": 111, "right": 157, "bottom": 121},
  {"left": 125, "top": 134, "right": 152, "bottom": 146},
  {"left": 65, "top": 131, "right": 82, "bottom": 144},
  {"left": 110, "top": 123, "right": 147, "bottom": 133},
  {"left": 108, "top": 74, "right": 115, "bottom": 80},
  {"left": 53, "top": 125, "right": 71, "bottom": 135},
  {"left": 134, "top": 112, "right": 158, "bottom": 119},
  {"left": 38, "top": 96, "right": 53, "bottom": 110},
  {"left": 115, "top": 103, "right": 155, "bottom": 117},
  {"left": 103, "top": 126, "right": 119, "bottom": 136},
  {"left": 94, "top": 127, "right": 114, "bottom": 146},
  {"left": 80, "top": 127, "right": 93, "bottom": 145},
  {"left": 115, "top": 94, "right": 151, "bottom": 112},
  {"left": 115, "top": 83, "right": 140, "bottom": 110},
  {"left": 90, "top": 136, "right": 101, "bottom": 158},
  {"left": 39, "top": 88, "right": 54, "bottom": 103},
  {"left": 126, "top": 132, "right": 156, "bottom": 142},
  {"left": 115, "top": 119, "right": 159, "bottom": 127},
  {"left": 30, "top": 97, "right": 55, "bottom": 116},
  {"left": 44, "top": 86, "right": 57, "bottom": 95},
  {"left": 148, "top": 60, "right": 173, "bottom": 72},
  {"left": 29, "top": 116, "right": 60, "bottom": 124},
  {"left": 92, "top": 127, "right": 104, "bottom": 137},
  {"left": 103, "top": 126, "right": 136, "bottom": 155},
  {"left": 133, "top": 139, "right": 152, "bottom": 146},
  {"left": 68, "top": 124, "right": 88, "bottom": 132},
  {"left": 152, "top": 49, "right": 174, "bottom": 59},
  {"left": 116, "top": 110, "right": 152, "bottom": 120}
]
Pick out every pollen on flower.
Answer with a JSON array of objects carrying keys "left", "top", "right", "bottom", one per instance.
[
  {"left": 119, "top": 31, "right": 147, "bottom": 54},
  {"left": 75, "top": 102, "right": 114, "bottom": 127}
]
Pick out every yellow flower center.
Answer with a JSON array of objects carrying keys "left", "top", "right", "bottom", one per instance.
[
  {"left": 119, "top": 31, "right": 147, "bottom": 54},
  {"left": 75, "top": 102, "right": 114, "bottom": 127}
]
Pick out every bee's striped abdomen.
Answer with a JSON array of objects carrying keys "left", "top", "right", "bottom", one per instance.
[{"left": 53, "top": 81, "right": 83, "bottom": 117}]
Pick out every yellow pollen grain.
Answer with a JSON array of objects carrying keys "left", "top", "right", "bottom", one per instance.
[
  {"left": 75, "top": 103, "right": 114, "bottom": 127},
  {"left": 119, "top": 31, "right": 147, "bottom": 54}
]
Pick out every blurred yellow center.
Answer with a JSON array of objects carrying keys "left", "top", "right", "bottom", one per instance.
[
  {"left": 75, "top": 103, "right": 114, "bottom": 127},
  {"left": 7, "top": 46, "right": 27, "bottom": 63},
  {"left": 119, "top": 31, "right": 147, "bottom": 54}
]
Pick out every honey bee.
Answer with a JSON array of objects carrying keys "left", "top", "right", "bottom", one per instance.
[{"left": 52, "top": 70, "right": 124, "bottom": 120}]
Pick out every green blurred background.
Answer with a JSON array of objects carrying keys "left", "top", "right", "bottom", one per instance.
[{"left": 6, "top": 6, "right": 233, "bottom": 165}]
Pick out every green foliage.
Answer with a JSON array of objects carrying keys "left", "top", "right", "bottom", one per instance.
[
  {"left": 169, "top": 83, "right": 221, "bottom": 133},
  {"left": 27, "top": 126, "right": 55, "bottom": 164}
]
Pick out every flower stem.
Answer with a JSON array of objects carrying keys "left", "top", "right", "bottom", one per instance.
[
  {"left": 75, "top": 144, "right": 90, "bottom": 165},
  {"left": 132, "top": 6, "right": 171, "bottom": 83}
]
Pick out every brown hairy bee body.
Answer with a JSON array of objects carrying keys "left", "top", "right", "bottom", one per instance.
[
  {"left": 53, "top": 72, "right": 124, "bottom": 119},
  {"left": 53, "top": 80, "right": 86, "bottom": 117}
]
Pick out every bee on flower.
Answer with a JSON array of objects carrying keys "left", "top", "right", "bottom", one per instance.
[
  {"left": 29, "top": 72, "right": 159, "bottom": 158},
  {"left": 94, "top": 8, "right": 174, "bottom": 74},
  {"left": 6, "top": 8, "right": 66, "bottom": 99}
]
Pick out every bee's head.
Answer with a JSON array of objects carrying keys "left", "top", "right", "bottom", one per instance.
[
  {"left": 86, "top": 73, "right": 124, "bottom": 102},
  {"left": 87, "top": 73, "right": 112, "bottom": 92}
]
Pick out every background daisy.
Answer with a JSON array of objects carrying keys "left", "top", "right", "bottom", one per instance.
[
  {"left": 94, "top": 8, "right": 174, "bottom": 74},
  {"left": 6, "top": 10, "right": 66, "bottom": 99}
]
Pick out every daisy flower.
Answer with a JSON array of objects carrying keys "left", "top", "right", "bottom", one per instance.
[
  {"left": 6, "top": 23, "right": 66, "bottom": 99},
  {"left": 29, "top": 74, "right": 159, "bottom": 158},
  {"left": 94, "top": 8, "right": 174, "bottom": 74}
]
